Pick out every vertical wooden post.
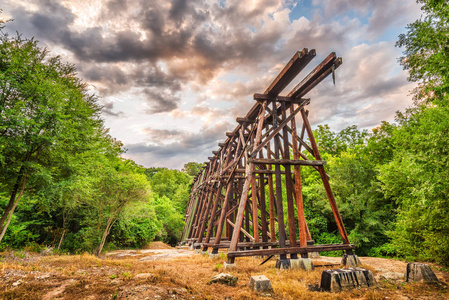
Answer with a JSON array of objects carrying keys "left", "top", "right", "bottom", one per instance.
[
  {"left": 281, "top": 102, "right": 298, "bottom": 259},
  {"left": 259, "top": 173, "right": 269, "bottom": 244},
  {"left": 272, "top": 101, "right": 287, "bottom": 260},
  {"left": 267, "top": 141, "right": 277, "bottom": 242},
  {"left": 228, "top": 103, "right": 267, "bottom": 260},
  {"left": 212, "top": 173, "right": 235, "bottom": 253},
  {"left": 300, "top": 108, "right": 350, "bottom": 245},
  {"left": 291, "top": 105, "right": 308, "bottom": 255}
]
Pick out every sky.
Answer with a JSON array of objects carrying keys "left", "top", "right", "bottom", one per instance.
[{"left": 1, "top": 0, "right": 423, "bottom": 169}]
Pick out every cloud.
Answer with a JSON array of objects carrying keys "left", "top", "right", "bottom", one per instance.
[
  {"left": 1, "top": 0, "right": 422, "bottom": 168},
  {"left": 124, "top": 121, "right": 232, "bottom": 168},
  {"left": 305, "top": 42, "right": 416, "bottom": 129}
]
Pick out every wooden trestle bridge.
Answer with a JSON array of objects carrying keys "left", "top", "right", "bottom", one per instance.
[{"left": 180, "top": 49, "right": 355, "bottom": 266}]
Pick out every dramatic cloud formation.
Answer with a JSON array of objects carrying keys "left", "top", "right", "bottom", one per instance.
[{"left": 1, "top": 0, "right": 422, "bottom": 168}]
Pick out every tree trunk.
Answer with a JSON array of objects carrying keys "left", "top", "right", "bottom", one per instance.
[
  {"left": 95, "top": 217, "right": 114, "bottom": 256},
  {"left": 0, "top": 171, "right": 28, "bottom": 243},
  {"left": 57, "top": 229, "right": 66, "bottom": 250},
  {"left": 0, "top": 167, "right": 25, "bottom": 232}
]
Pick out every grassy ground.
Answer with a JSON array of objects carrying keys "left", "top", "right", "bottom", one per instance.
[{"left": 0, "top": 248, "right": 448, "bottom": 299}]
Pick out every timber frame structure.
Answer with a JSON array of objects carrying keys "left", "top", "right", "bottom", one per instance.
[{"left": 180, "top": 49, "right": 355, "bottom": 265}]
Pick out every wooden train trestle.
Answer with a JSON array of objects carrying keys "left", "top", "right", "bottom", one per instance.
[{"left": 180, "top": 49, "right": 355, "bottom": 265}]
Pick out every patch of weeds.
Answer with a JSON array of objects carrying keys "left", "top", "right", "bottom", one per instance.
[
  {"left": 218, "top": 253, "right": 227, "bottom": 259},
  {"left": 110, "top": 274, "right": 118, "bottom": 279},
  {"left": 112, "top": 291, "right": 118, "bottom": 299},
  {"left": 122, "top": 272, "right": 132, "bottom": 279},
  {"left": 435, "top": 266, "right": 449, "bottom": 272},
  {"left": 213, "top": 263, "right": 223, "bottom": 272},
  {"left": 14, "top": 251, "right": 26, "bottom": 259},
  {"left": 149, "top": 274, "right": 162, "bottom": 284}
]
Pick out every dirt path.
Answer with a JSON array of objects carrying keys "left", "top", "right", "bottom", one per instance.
[{"left": 105, "top": 248, "right": 194, "bottom": 261}]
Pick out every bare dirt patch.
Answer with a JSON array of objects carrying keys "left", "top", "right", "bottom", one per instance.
[{"left": 0, "top": 250, "right": 448, "bottom": 299}]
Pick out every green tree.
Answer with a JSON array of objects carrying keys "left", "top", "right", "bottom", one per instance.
[
  {"left": 397, "top": 0, "right": 449, "bottom": 103},
  {"left": 87, "top": 159, "right": 150, "bottom": 255},
  {"left": 182, "top": 162, "right": 204, "bottom": 177},
  {"left": 0, "top": 31, "right": 104, "bottom": 242},
  {"left": 375, "top": 0, "right": 449, "bottom": 265}
]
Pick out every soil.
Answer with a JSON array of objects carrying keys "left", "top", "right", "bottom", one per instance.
[{"left": 1, "top": 247, "right": 448, "bottom": 300}]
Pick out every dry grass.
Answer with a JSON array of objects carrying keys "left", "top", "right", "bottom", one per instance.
[{"left": 0, "top": 250, "right": 448, "bottom": 299}]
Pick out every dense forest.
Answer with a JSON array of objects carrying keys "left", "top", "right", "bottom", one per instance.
[{"left": 1, "top": 0, "right": 448, "bottom": 266}]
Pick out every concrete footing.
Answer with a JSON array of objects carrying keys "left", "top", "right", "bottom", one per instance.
[
  {"left": 341, "top": 254, "right": 362, "bottom": 267},
  {"left": 224, "top": 262, "right": 236, "bottom": 270},
  {"left": 275, "top": 258, "right": 314, "bottom": 270},
  {"left": 201, "top": 250, "right": 208, "bottom": 255},
  {"left": 290, "top": 258, "right": 314, "bottom": 271},
  {"left": 249, "top": 275, "right": 274, "bottom": 294},
  {"left": 275, "top": 258, "right": 290, "bottom": 269},
  {"left": 209, "top": 253, "right": 219, "bottom": 259},
  {"left": 405, "top": 262, "right": 439, "bottom": 283},
  {"left": 320, "top": 268, "right": 376, "bottom": 292}
]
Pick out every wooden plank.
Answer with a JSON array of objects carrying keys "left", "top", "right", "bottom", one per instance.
[
  {"left": 265, "top": 48, "right": 316, "bottom": 95},
  {"left": 288, "top": 53, "right": 342, "bottom": 98}
]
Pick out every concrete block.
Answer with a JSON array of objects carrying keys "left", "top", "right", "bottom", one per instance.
[
  {"left": 208, "top": 273, "right": 238, "bottom": 286},
  {"left": 201, "top": 250, "right": 209, "bottom": 255},
  {"left": 194, "top": 249, "right": 202, "bottom": 253},
  {"left": 224, "top": 262, "right": 236, "bottom": 270},
  {"left": 249, "top": 275, "right": 274, "bottom": 293},
  {"left": 405, "top": 263, "right": 439, "bottom": 283},
  {"left": 341, "top": 254, "right": 362, "bottom": 267},
  {"left": 309, "top": 252, "right": 320, "bottom": 258},
  {"left": 209, "top": 253, "right": 219, "bottom": 259},
  {"left": 275, "top": 258, "right": 290, "bottom": 269},
  {"left": 290, "top": 258, "right": 314, "bottom": 271},
  {"left": 320, "top": 268, "right": 376, "bottom": 292}
]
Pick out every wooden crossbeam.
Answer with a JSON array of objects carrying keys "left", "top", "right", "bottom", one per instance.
[
  {"left": 227, "top": 244, "right": 355, "bottom": 258},
  {"left": 248, "top": 158, "right": 326, "bottom": 166}
]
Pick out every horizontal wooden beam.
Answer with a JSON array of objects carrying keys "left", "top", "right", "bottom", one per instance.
[
  {"left": 204, "top": 239, "right": 315, "bottom": 249},
  {"left": 226, "top": 132, "right": 249, "bottom": 137},
  {"left": 254, "top": 93, "right": 309, "bottom": 104},
  {"left": 248, "top": 158, "right": 326, "bottom": 166},
  {"left": 227, "top": 244, "right": 355, "bottom": 258},
  {"left": 236, "top": 117, "right": 256, "bottom": 124}
]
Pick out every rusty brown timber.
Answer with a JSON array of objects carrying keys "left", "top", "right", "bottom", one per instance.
[{"left": 180, "top": 49, "right": 354, "bottom": 263}]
